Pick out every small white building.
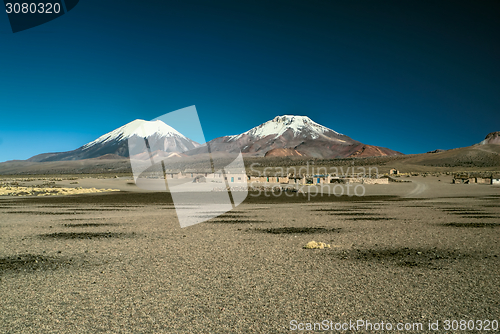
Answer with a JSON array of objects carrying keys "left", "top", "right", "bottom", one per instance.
[
  {"left": 492, "top": 176, "right": 500, "bottom": 185},
  {"left": 223, "top": 173, "right": 247, "bottom": 183}
]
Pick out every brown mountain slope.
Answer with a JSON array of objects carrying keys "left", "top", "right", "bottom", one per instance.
[
  {"left": 400, "top": 144, "right": 500, "bottom": 167},
  {"left": 264, "top": 148, "right": 306, "bottom": 157},
  {"left": 348, "top": 145, "right": 397, "bottom": 158}
]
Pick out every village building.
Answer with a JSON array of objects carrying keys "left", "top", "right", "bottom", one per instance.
[
  {"left": 475, "top": 177, "right": 491, "bottom": 184},
  {"left": 452, "top": 174, "right": 500, "bottom": 185},
  {"left": 362, "top": 178, "right": 389, "bottom": 185},
  {"left": 329, "top": 177, "right": 342, "bottom": 183},
  {"left": 452, "top": 177, "right": 472, "bottom": 184},
  {"left": 159, "top": 168, "right": 248, "bottom": 183},
  {"left": 452, "top": 173, "right": 475, "bottom": 184},
  {"left": 163, "top": 170, "right": 183, "bottom": 179},
  {"left": 222, "top": 173, "right": 247, "bottom": 183},
  {"left": 225, "top": 171, "right": 395, "bottom": 186},
  {"left": 183, "top": 169, "right": 213, "bottom": 178},
  {"left": 287, "top": 176, "right": 303, "bottom": 184},
  {"left": 248, "top": 176, "right": 268, "bottom": 183},
  {"left": 312, "top": 175, "right": 329, "bottom": 184}
]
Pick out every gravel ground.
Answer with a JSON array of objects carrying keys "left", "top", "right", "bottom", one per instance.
[{"left": 0, "top": 182, "right": 499, "bottom": 333}]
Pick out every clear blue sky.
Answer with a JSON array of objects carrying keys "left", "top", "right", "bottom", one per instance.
[{"left": 0, "top": 0, "right": 499, "bottom": 162}]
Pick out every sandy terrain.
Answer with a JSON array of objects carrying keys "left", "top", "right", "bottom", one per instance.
[{"left": 0, "top": 177, "right": 499, "bottom": 333}]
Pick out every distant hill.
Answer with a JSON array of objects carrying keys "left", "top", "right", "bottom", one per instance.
[
  {"left": 401, "top": 144, "right": 500, "bottom": 167},
  {"left": 480, "top": 131, "right": 500, "bottom": 145}
]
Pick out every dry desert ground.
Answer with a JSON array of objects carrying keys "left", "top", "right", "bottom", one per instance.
[{"left": 0, "top": 176, "right": 499, "bottom": 333}]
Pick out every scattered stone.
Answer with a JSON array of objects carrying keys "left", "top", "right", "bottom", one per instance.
[{"left": 304, "top": 241, "right": 331, "bottom": 249}]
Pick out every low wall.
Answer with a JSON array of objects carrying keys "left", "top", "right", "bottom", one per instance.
[{"left": 362, "top": 178, "right": 389, "bottom": 185}]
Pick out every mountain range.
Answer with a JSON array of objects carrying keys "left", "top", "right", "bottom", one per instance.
[
  {"left": 26, "top": 115, "right": 402, "bottom": 162},
  {"left": 2, "top": 117, "right": 499, "bottom": 176},
  {"left": 0, "top": 119, "right": 498, "bottom": 175}
]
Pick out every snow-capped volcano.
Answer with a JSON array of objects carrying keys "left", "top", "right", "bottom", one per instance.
[
  {"left": 28, "top": 119, "right": 200, "bottom": 162},
  {"left": 194, "top": 115, "right": 402, "bottom": 158},
  {"left": 82, "top": 119, "right": 187, "bottom": 149},
  {"left": 229, "top": 115, "right": 341, "bottom": 141}
]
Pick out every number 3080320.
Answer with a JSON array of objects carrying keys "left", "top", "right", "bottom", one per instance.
[{"left": 6, "top": 3, "right": 61, "bottom": 14}]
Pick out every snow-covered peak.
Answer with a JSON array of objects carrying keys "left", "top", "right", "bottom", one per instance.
[
  {"left": 231, "top": 115, "right": 341, "bottom": 140},
  {"left": 82, "top": 119, "right": 187, "bottom": 149}
]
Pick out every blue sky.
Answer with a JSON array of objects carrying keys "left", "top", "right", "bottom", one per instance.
[{"left": 0, "top": 0, "right": 499, "bottom": 162}]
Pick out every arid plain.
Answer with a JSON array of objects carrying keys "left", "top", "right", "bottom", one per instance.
[{"left": 1, "top": 175, "right": 499, "bottom": 333}]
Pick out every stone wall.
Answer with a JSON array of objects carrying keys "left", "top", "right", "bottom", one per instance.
[{"left": 362, "top": 178, "right": 389, "bottom": 185}]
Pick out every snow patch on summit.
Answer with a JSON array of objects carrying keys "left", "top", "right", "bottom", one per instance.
[
  {"left": 229, "top": 115, "right": 341, "bottom": 141},
  {"left": 82, "top": 119, "right": 188, "bottom": 149}
]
